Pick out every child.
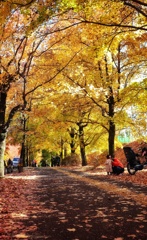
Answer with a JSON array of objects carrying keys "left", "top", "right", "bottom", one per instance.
[{"left": 105, "top": 155, "right": 112, "bottom": 175}]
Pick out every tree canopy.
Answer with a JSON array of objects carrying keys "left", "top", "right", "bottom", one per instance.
[{"left": 0, "top": 0, "right": 147, "bottom": 176}]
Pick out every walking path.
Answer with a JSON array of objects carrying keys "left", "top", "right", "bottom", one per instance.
[{"left": 0, "top": 167, "right": 147, "bottom": 240}]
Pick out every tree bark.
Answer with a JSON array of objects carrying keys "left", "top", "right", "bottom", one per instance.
[
  {"left": 108, "top": 119, "right": 115, "bottom": 157},
  {"left": 0, "top": 90, "right": 7, "bottom": 177},
  {"left": 79, "top": 125, "right": 87, "bottom": 166},
  {"left": 69, "top": 127, "right": 76, "bottom": 154},
  {"left": 0, "top": 138, "right": 6, "bottom": 177},
  {"left": 108, "top": 93, "right": 115, "bottom": 157},
  {"left": 0, "top": 83, "right": 21, "bottom": 176}
]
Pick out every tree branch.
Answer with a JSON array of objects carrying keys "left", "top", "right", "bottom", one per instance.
[
  {"left": 25, "top": 50, "right": 81, "bottom": 96},
  {"left": 5, "top": 104, "right": 21, "bottom": 130},
  {"left": 123, "top": 0, "right": 147, "bottom": 18}
]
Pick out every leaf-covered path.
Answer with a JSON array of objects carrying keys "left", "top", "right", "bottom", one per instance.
[{"left": 0, "top": 167, "right": 147, "bottom": 240}]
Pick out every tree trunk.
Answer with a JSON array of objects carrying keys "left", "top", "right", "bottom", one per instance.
[
  {"left": 0, "top": 138, "right": 6, "bottom": 177},
  {"left": 69, "top": 127, "right": 76, "bottom": 154},
  {"left": 60, "top": 137, "right": 64, "bottom": 160},
  {"left": 20, "top": 142, "right": 25, "bottom": 167},
  {"left": 0, "top": 90, "right": 7, "bottom": 177},
  {"left": 79, "top": 125, "right": 87, "bottom": 166},
  {"left": 108, "top": 119, "right": 115, "bottom": 157},
  {"left": 108, "top": 92, "right": 115, "bottom": 157},
  {"left": 20, "top": 114, "right": 27, "bottom": 167},
  {"left": 80, "top": 146, "right": 87, "bottom": 166},
  {"left": 64, "top": 146, "right": 67, "bottom": 158}
]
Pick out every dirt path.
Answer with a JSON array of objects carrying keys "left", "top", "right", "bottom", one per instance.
[{"left": 0, "top": 167, "right": 147, "bottom": 240}]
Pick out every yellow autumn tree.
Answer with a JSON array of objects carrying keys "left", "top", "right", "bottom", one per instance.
[
  {"left": 0, "top": 1, "right": 80, "bottom": 176},
  {"left": 1, "top": 0, "right": 147, "bottom": 176}
]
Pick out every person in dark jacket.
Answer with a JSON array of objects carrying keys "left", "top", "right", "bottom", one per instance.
[{"left": 7, "top": 158, "right": 13, "bottom": 173}]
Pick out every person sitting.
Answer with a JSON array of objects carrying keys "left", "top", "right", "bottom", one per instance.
[{"left": 112, "top": 157, "right": 124, "bottom": 175}]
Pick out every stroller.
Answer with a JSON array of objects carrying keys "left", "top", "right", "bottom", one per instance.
[{"left": 123, "top": 146, "right": 147, "bottom": 175}]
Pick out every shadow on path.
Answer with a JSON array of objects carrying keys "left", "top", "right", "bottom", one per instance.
[{"left": 1, "top": 167, "right": 147, "bottom": 240}]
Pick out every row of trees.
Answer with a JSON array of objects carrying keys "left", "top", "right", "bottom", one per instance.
[{"left": 0, "top": 0, "right": 147, "bottom": 176}]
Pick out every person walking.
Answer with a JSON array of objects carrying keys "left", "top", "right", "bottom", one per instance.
[{"left": 7, "top": 158, "right": 13, "bottom": 173}]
